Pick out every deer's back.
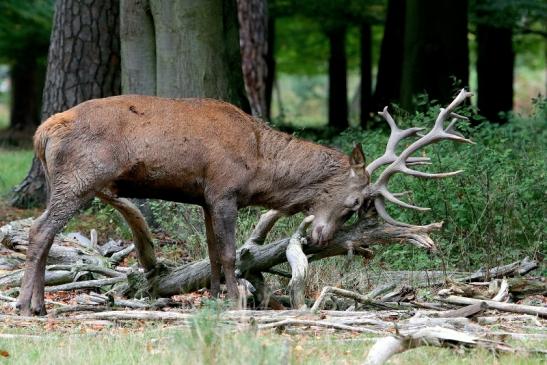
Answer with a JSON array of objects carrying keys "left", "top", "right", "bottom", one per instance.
[{"left": 38, "top": 95, "right": 263, "bottom": 204}]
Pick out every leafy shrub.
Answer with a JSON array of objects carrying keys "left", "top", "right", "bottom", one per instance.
[{"left": 330, "top": 97, "right": 546, "bottom": 271}]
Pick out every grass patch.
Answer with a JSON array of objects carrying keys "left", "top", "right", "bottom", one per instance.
[
  {"left": 0, "top": 309, "right": 545, "bottom": 365},
  {"left": 0, "top": 148, "right": 33, "bottom": 197}
]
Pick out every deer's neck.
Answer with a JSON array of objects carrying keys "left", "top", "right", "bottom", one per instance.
[{"left": 249, "top": 123, "right": 349, "bottom": 212}]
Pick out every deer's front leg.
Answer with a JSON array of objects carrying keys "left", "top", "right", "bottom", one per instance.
[
  {"left": 203, "top": 207, "right": 222, "bottom": 298},
  {"left": 209, "top": 199, "right": 239, "bottom": 302}
]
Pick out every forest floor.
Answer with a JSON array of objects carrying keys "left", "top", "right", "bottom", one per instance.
[{"left": 0, "top": 197, "right": 545, "bottom": 364}]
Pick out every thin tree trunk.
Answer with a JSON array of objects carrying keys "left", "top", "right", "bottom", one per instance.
[
  {"left": 10, "top": 0, "right": 121, "bottom": 208},
  {"left": 401, "top": 0, "right": 469, "bottom": 110},
  {"left": 374, "top": 0, "right": 405, "bottom": 110},
  {"left": 360, "top": 23, "right": 372, "bottom": 128},
  {"left": 327, "top": 26, "right": 348, "bottom": 130},
  {"left": 264, "top": 15, "right": 276, "bottom": 121},
  {"left": 9, "top": 56, "right": 44, "bottom": 131},
  {"left": 237, "top": 0, "right": 269, "bottom": 118},
  {"left": 476, "top": 24, "right": 514, "bottom": 124}
]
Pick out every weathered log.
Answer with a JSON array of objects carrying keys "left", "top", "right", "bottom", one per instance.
[
  {"left": 138, "top": 219, "right": 441, "bottom": 298},
  {"left": 436, "top": 303, "right": 487, "bottom": 318},
  {"left": 0, "top": 218, "right": 111, "bottom": 267},
  {"left": 507, "top": 277, "right": 547, "bottom": 298},
  {"left": 459, "top": 257, "right": 538, "bottom": 282},
  {"left": 1, "top": 215, "right": 440, "bottom": 300}
]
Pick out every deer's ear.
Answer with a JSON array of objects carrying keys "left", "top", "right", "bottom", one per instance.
[{"left": 349, "top": 143, "right": 367, "bottom": 178}]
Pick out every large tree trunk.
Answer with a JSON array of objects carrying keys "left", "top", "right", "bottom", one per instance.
[
  {"left": 373, "top": 0, "right": 405, "bottom": 111},
  {"left": 400, "top": 0, "right": 469, "bottom": 110},
  {"left": 360, "top": 23, "right": 372, "bottom": 128},
  {"left": 10, "top": 0, "right": 121, "bottom": 208},
  {"left": 121, "top": 0, "right": 250, "bottom": 110},
  {"left": 119, "top": 0, "right": 252, "bottom": 224},
  {"left": 327, "top": 26, "right": 348, "bottom": 130},
  {"left": 476, "top": 24, "right": 514, "bottom": 124},
  {"left": 9, "top": 56, "right": 44, "bottom": 132},
  {"left": 237, "top": 0, "right": 269, "bottom": 118}
]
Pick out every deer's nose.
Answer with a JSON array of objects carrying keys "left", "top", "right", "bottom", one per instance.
[{"left": 312, "top": 225, "right": 324, "bottom": 245}]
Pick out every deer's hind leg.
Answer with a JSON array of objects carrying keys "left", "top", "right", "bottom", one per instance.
[
  {"left": 17, "top": 191, "right": 94, "bottom": 316},
  {"left": 97, "top": 192, "right": 157, "bottom": 271}
]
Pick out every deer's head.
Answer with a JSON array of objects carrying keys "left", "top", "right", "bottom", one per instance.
[
  {"left": 311, "top": 89, "right": 474, "bottom": 247},
  {"left": 309, "top": 144, "right": 370, "bottom": 245}
]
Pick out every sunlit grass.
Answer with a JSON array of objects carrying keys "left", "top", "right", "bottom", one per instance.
[{"left": 0, "top": 148, "right": 33, "bottom": 196}]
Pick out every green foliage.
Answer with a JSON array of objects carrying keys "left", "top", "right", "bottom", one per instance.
[
  {"left": 470, "top": 0, "right": 547, "bottom": 32},
  {"left": 331, "top": 97, "right": 546, "bottom": 270},
  {"left": 272, "top": 0, "right": 385, "bottom": 75},
  {"left": 0, "top": 0, "right": 53, "bottom": 62}
]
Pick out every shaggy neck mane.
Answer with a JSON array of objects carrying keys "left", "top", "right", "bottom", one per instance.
[{"left": 249, "top": 122, "right": 350, "bottom": 212}]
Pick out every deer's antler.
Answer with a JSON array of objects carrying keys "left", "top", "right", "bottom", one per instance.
[{"left": 366, "top": 89, "right": 474, "bottom": 227}]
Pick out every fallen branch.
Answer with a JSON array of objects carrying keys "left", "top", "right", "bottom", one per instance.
[
  {"left": 45, "top": 277, "right": 126, "bottom": 292},
  {"left": 311, "top": 286, "right": 397, "bottom": 312},
  {"left": 257, "top": 318, "right": 382, "bottom": 334},
  {"left": 436, "top": 302, "right": 487, "bottom": 318},
  {"left": 286, "top": 216, "right": 313, "bottom": 309},
  {"left": 364, "top": 326, "right": 519, "bottom": 365},
  {"left": 438, "top": 295, "right": 547, "bottom": 318}
]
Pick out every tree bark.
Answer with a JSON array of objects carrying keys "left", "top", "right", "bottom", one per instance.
[
  {"left": 373, "top": 0, "right": 405, "bottom": 110},
  {"left": 360, "top": 23, "right": 372, "bottom": 128},
  {"left": 476, "top": 24, "right": 514, "bottom": 124},
  {"left": 10, "top": 0, "right": 121, "bottom": 208},
  {"left": 237, "top": 0, "right": 269, "bottom": 118},
  {"left": 327, "top": 26, "right": 348, "bottom": 130},
  {"left": 401, "top": 0, "right": 469, "bottom": 110},
  {"left": 9, "top": 56, "right": 44, "bottom": 131},
  {"left": 146, "top": 0, "right": 250, "bottom": 112},
  {"left": 120, "top": 0, "right": 156, "bottom": 96}
]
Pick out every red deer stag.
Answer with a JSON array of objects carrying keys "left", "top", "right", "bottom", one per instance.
[{"left": 17, "top": 89, "right": 472, "bottom": 316}]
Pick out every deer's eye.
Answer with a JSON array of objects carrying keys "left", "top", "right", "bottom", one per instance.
[{"left": 344, "top": 196, "right": 360, "bottom": 209}]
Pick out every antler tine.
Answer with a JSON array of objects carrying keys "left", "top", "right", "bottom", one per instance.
[
  {"left": 374, "top": 197, "right": 413, "bottom": 227},
  {"left": 379, "top": 187, "right": 430, "bottom": 211},
  {"left": 366, "top": 107, "right": 428, "bottom": 175},
  {"left": 367, "top": 89, "right": 474, "bottom": 228},
  {"left": 433, "top": 89, "right": 473, "bottom": 130},
  {"left": 401, "top": 167, "right": 464, "bottom": 179}
]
